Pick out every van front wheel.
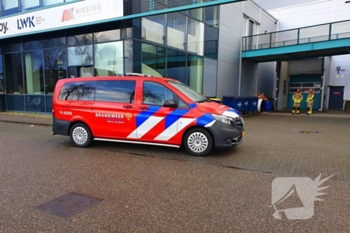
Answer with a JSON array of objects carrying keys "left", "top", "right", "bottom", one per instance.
[
  {"left": 183, "top": 128, "right": 213, "bottom": 156},
  {"left": 70, "top": 123, "right": 92, "bottom": 147}
]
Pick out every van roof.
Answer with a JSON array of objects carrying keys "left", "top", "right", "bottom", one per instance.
[{"left": 58, "top": 74, "right": 177, "bottom": 82}]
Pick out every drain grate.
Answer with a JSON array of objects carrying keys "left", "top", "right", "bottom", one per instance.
[
  {"left": 299, "top": 131, "right": 321, "bottom": 134},
  {"left": 34, "top": 192, "right": 102, "bottom": 218}
]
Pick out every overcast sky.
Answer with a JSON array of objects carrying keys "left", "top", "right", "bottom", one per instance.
[{"left": 253, "top": 0, "right": 319, "bottom": 10}]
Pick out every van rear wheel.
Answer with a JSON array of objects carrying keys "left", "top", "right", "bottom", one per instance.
[
  {"left": 70, "top": 123, "right": 92, "bottom": 147},
  {"left": 183, "top": 128, "right": 213, "bottom": 156}
]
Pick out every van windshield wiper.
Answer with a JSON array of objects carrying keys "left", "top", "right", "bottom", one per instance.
[{"left": 196, "top": 99, "right": 211, "bottom": 103}]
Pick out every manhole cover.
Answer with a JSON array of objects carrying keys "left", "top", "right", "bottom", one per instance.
[
  {"left": 299, "top": 131, "right": 321, "bottom": 134},
  {"left": 34, "top": 192, "right": 102, "bottom": 218}
]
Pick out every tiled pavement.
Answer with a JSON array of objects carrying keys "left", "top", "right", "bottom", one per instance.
[
  {"left": 203, "top": 111, "right": 350, "bottom": 182},
  {"left": 1, "top": 110, "right": 350, "bottom": 182}
]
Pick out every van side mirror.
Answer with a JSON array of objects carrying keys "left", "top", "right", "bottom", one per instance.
[{"left": 163, "top": 100, "right": 177, "bottom": 108}]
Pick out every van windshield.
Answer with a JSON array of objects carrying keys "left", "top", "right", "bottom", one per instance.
[{"left": 168, "top": 81, "right": 209, "bottom": 103}]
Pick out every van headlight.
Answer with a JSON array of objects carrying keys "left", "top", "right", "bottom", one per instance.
[{"left": 211, "top": 114, "right": 234, "bottom": 126}]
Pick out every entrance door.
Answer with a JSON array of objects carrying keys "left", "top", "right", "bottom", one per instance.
[{"left": 328, "top": 86, "right": 344, "bottom": 110}]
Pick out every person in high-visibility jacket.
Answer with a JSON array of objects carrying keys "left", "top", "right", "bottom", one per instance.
[
  {"left": 306, "top": 88, "right": 314, "bottom": 115},
  {"left": 292, "top": 89, "right": 303, "bottom": 114}
]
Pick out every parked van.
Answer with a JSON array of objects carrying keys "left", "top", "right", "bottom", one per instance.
[{"left": 52, "top": 74, "right": 244, "bottom": 156}]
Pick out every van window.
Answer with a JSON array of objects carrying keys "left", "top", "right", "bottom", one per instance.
[
  {"left": 58, "top": 81, "right": 96, "bottom": 101},
  {"left": 95, "top": 80, "right": 136, "bottom": 103},
  {"left": 143, "top": 81, "right": 174, "bottom": 105}
]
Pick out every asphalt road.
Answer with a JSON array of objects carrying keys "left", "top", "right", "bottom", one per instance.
[{"left": 1, "top": 114, "right": 350, "bottom": 232}]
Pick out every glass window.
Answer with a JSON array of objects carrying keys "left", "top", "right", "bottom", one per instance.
[
  {"left": 167, "top": 12, "right": 187, "bottom": 50},
  {"left": 42, "top": 34, "right": 66, "bottom": 48},
  {"left": 124, "top": 39, "right": 134, "bottom": 74},
  {"left": 166, "top": 48, "right": 186, "bottom": 84},
  {"left": 67, "top": 33, "right": 93, "bottom": 46},
  {"left": 2, "top": 0, "right": 19, "bottom": 16},
  {"left": 130, "top": 18, "right": 140, "bottom": 40},
  {"left": 204, "top": 25, "right": 218, "bottom": 59},
  {"left": 5, "top": 53, "right": 23, "bottom": 94},
  {"left": 142, "top": 43, "right": 165, "bottom": 77},
  {"left": 68, "top": 45, "right": 93, "bottom": 66},
  {"left": 302, "top": 83, "right": 314, "bottom": 87},
  {"left": 178, "top": 98, "right": 189, "bottom": 109},
  {"left": 143, "top": 81, "right": 174, "bottom": 106},
  {"left": 94, "top": 41, "right": 124, "bottom": 76},
  {"left": 290, "top": 83, "right": 302, "bottom": 88},
  {"left": 25, "top": 95, "right": 45, "bottom": 112},
  {"left": 168, "top": 81, "right": 206, "bottom": 102},
  {"left": 44, "top": 48, "right": 67, "bottom": 94},
  {"left": 2, "top": 38, "right": 22, "bottom": 53},
  {"left": 58, "top": 81, "right": 96, "bottom": 101},
  {"left": 187, "top": 18, "right": 204, "bottom": 55},
  {"left": 0, "top": 56, "right": 4, "bottom": 94},
  {"left": 24, "top": 51, "right": 44, "bottom": 94},
  {"left": 204, "top": 6, "right": 219, "bottom": 27},
  {"left": 6, "top": 95, "right": 25, "bottom": 111},
  {"left": 94, "top": 29, "right": 121, "bottom": 43},
  {"left": 23, "top": 35, "right": 42, "bottom": 51},
  {"left": 187, "top": 55, "right": 203, "bottom": 93},
  {"left": 142, "top": 15, "right": 166, "bottom": 44},
  {"left": 188, "top": 8, "right": 203, "bottom": 21},
  {"left": 43, "top": 0, "right": 63, "bottom": 6},
  {"left": 95, "top": 80, "right": 135, "bottom": 103},
  {"left": 21, "top": 0, "right": 40, "bottom": 11}
]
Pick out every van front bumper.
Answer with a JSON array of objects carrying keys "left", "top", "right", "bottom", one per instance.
[{"left": 207, "top": 121, "right": 243, "bottom": 149}]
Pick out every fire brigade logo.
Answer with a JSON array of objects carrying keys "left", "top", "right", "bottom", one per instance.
[
  {"left": 271, "top": 174, "right": 333, "bottom": 220},
  {"left": 61, "top": 8, "right": 75, "bottom": 22},
  {"left": 125, "top": 113, "right": 132, "bottom": 121}
]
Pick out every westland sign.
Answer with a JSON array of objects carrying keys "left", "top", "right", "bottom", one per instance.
[{"left": 0, "top": 0, "right": 123, "bottom": 39}]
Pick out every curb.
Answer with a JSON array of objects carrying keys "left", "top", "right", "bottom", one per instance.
[{"left": 0, "top": 120, "right": 52, "bottom": 127}]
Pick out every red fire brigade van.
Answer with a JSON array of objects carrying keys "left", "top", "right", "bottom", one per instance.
[{"left": 52, "top": 74, "right": 244, "bottom": 156}]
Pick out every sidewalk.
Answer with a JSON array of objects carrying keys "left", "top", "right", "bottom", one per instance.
[
  {"left": 0, "top": 112, "right": 52, "bottom": 126},
  {"left": 265, "top": 109, "right": 350, "bottom": 118},
  {"left": 0, "top": 110, "right": 349, "bottom": 127}
]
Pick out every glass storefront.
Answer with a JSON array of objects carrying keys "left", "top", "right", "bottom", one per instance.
[{"left": 0, "top": 6, "right": 219, "bottom": 112}]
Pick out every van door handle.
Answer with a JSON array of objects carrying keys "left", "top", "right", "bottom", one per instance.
[
  {"left": 139, "top": 106, "right": 148, "bottom": 110},
  {"left": 123, "top": 105, "right": 133, "bottom": 109}
]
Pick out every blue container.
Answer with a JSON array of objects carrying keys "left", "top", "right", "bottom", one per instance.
[
  {"left": 247, "top": 96, "right": 258, "bottom": 112},
  {"left": 265, "top": 100, "right": 271, "bottom": 112},
  {"left": 222, "top": 96, "right": 249, "bottom": 113}
]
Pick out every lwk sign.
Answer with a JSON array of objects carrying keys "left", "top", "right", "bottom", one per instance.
[{"left": 17, "top": 16, "right": 35, "bottom": 30}]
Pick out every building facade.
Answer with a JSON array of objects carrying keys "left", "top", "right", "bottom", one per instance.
[
  {"left": 0, "top": 0, "right": 277, "bottom": 113},
  {"left": 268, "top": 0, "right": 350, "bottom": 111}
]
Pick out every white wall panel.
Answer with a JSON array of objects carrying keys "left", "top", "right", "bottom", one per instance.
[{"left": 328, "top": 55, "right": 350, "bottom": 86}]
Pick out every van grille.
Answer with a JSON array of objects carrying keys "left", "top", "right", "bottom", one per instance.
[{"left": 235, "top": 117, "right": 244, "bottom": 131}]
